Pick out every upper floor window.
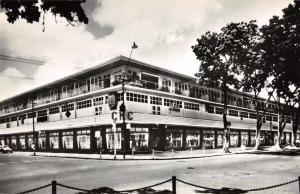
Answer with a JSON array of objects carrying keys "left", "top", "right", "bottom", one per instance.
[
  {"left": 164, "top": 98, "right": 182, "bottom": 108},
  {"left": 76, "top": 100, "right": 92, "bottom": 109},
  {"left": 162, "top": 80, "right": 172, "bottom": 87},
  {"left": 28, "top": 112, "right": 36, "bottom": 118},
  {"left": 228, "top": 109, "right": 238, "bottom": 117},
  {"left": 103, "top": 74, "right": 111, "bottom": 88},
  {"left": 49, "top": 107, "right": 60, "bottom": 115},
  {"left": 150, "top": 96, "right": 162, "bottom": 105},
  {"left": 38, "top": 110, "right": 47, "bottom": 117},
  {"left": 240, "top": 111, "right": 248, "bottom": 118},
  {"left": 126, "top": 92, "right": 148, "bottom": 103},
  {"left": 62, "top": 103, "right": 74, "bottom": 112},
  {"left": 93, "top": 96, "right": 104, "bottom": 106},
  {"left": 215, "top": 107, "right": 224, "bottom": 115},
  {"left": 184, "top": 102, "right": 199, "bottom": 111}
]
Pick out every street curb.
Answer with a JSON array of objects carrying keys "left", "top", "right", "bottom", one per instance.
[{"left": 28, "top": 150, "right": 263, "bottom": 161}]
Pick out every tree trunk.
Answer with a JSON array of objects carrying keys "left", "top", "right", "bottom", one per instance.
[
  {"left": 222, "top": 84, "right": 230, "bottom": 153},
  {"left": 253, "top": 93, "right": 262, "bottom": 150},
  {"left": 291, "top": 106, "right": 300, "bottom": 147}
]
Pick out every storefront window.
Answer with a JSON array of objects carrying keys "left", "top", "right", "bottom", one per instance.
[
  {"left": 77, "top": 130, "right": 90, "bottom": 149},
  {"left": 106, "top": 127, "right": 121, "bottom": 149},
  {"left": 28, "top": 135, "right": 34, "bottom": 149},
  {"left": 166, "top": 129, "right": 183, "bottom": 149},
  {"left": 62, "top": 131, "right": 73, "bottom": 149},
  {"left": 250, "top": 131, "right": 256, "bottom": 146},
  {"left": 10, "top": 136, "right": 17, "bottom": 149},
  {"left": 130, "top": 127, "right": 149, "bottom": 149},
  {"left": 186, "top": 129, "right": 200, "bottom": 147},
  {"left": 0, "top": 137, "right": 4, "bottom": 146},
  {"left": 230, "top": 131, "right": 239, "bottom": 147},
  {"left": 39, "top": 134, "right": 46, "bottom": 149},
  {"left": 241, "top": 131, "right": 248, "bottom": 146},
  {"left": 50, "top": 133, "right": 59, "bottom": 149},
  {"left": 217, "top": 130, "right": 224, "bottom": 147},
  {"left": 203, "top": 130, "right": 215, "bottom": 149},
  {"left": 285, "top": 132, "right": 291, "bottom": 144},
  {"left": 19, "top": 135, "right": 26, "bottom": 149}
]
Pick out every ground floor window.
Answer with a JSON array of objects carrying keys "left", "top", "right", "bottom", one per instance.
[
  {"left": 241, "top": 131, "right": 248, "bottom": 146},
  {"left": 285, "top": 132, "right": 291, "bottom": 144},
  {"left": 49, "top": 132, "right": 59, "bottom": 149},
  {"left": 28, "top": 134, "right": 34, "bottom": 149},
  {"left": 10, "top": 136, "right": 17, "bottom": 149},
  {"left": 38, "top": 134, "right": 46, "bottom": 149},
  {"left": 203, "top": 129, "right": 215, "bottom": 149},
  {"left": 166, "top": 129, "right": 183, "bottom": 149},
  {"left": 130, "top": 127, "right": 149, "bottom": 148},
  {"left": 19, "top": 135, "right": 26, "bottom": 149},
  {"left": 106, "top": 128, "right": 121, "bottom": 149},
  {"left": 77, "top": 130, "right": 90, "bottom": 149},
  {"left": 0, "top": 137, "right": 4, "bottom": 146},
  {"left": 217, "top": 130, "right": 224, "bottom": 147},
  {"left": 250, "top": 131, "right": 256, "bottom": 146},
  {"left": 230, "top": 131, "right": 239, "bottom": 147},
  {"left": 62, "top": 131, "right": 73, "bottom": 149},
  {"left": 186, "top": 129, "right": 200, "bottom": 147},
  {"left": 95, "top": 130, "right": 102, "bottom": 149}
]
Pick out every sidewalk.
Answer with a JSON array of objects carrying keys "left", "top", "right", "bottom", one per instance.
[{"left": 13, "top": 146, "right": 265, "bottom": 160}]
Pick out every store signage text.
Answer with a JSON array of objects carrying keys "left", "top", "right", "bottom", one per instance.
[{"left": 111, "top": 111, "right": 133, "bottom": 121}]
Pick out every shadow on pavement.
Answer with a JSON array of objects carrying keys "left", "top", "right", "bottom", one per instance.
[
  {"left": 251, "top": 149, "right": 300, "bottom": 156},
  {"left": 76, "top": 187, "right": 172, "bottom": 194},
  {"left": 195, "top": 187, "right": 248, "bottom": 194}
]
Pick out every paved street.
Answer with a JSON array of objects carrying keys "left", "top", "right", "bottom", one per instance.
[{"left": 0, "top": 152, "right": 299, "bottom": 194}]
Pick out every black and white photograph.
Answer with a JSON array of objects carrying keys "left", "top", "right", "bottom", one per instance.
[{"left": 0, "top": 0, "right": 300, "bottom": 193}]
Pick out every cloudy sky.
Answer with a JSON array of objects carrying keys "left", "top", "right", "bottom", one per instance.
[{"left": 0, "top": 0, "right": 293, "bottom": 101}]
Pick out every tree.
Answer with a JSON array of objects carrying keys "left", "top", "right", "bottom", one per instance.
[
  {"left": 239, "top": 21, "right": 270, "bottom": 150},
  {"left": 192, "top": 21, "right": 258, "bottom": 152},
  {"left": 260, "top": 0, "right": 300, "bottom": 149},
  {"left": 0, "top": 0, "right": 88, "bottom": 30}
]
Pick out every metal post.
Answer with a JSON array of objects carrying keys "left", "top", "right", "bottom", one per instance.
[
  {"left": 172, "top": 176, "right": 176, "bottom": 194},
  {"left": 52, "top": 180, "right": 57, "bottom": 194}
]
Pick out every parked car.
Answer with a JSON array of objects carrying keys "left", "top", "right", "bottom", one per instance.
[{"left": 0, "top": 145, "right": 13, "bottom": 153}]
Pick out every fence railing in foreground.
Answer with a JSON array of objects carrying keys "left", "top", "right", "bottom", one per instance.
[{"left": 16, "top": 176, "right": 300, "bottom": 194}]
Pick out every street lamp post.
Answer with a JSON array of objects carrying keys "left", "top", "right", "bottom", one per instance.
[{"left": 120, "top": 42, "right": 138, "bottom": 159}]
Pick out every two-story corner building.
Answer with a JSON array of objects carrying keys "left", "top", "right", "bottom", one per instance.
[{"left": 0, "top": 55, "right": 299, "bottom": 153}]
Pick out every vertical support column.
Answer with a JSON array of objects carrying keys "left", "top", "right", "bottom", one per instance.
[
  {"left": 200, "top": 129, "right": 204, "bottom": 149},
  {"left": 101, "top": 127, "right": 107, "bottom": 150},
  {"left": 182, "top": 128, "right": 187, "bottom": 149},
  {"left": 238, "top": 131, "right": 241, "bottom": 147},
  {"left": 58, "top": 132, "right": 63, "bottom": 152},
  {"left": 73, "top": 130, "right": 78, "bottom": 153},
  {"left": 158, "top": 125, "right": 166, "bottom": 151},
  {"left": 52, "top": 180, "right": 57, "bottom": 194},
  {"left": 214, "top": 129, "right": 218, "bottom": 149},
  {"left": 46, "top": 132, "right": 50, "bottom": 151},
  {"left": 172, "top": 176, "right": 176, "bottom": 194}
]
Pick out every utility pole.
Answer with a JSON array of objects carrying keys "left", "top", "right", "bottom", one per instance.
[
  {"left": 120, "top": 42, "right": 138, "bottom": 159},
  {"left": 31, "top": 100, "right": 37, "bottom": 156}
]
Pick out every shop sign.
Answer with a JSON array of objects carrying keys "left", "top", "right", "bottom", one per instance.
[{"left": 111, "top": 111, "right": 133, "bottom": 121}]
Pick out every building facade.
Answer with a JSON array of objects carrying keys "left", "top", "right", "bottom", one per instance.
[{"left": 0, "top": 56, "right": 299, "bottom": 153}]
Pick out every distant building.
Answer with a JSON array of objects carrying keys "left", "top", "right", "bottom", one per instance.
[{"left": 0, "top": 56, "right": 298, "bottom": 153}]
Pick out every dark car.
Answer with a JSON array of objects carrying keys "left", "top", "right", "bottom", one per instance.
[{"left": 0, "top": 145, "right": 13, "bottom": 153}]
